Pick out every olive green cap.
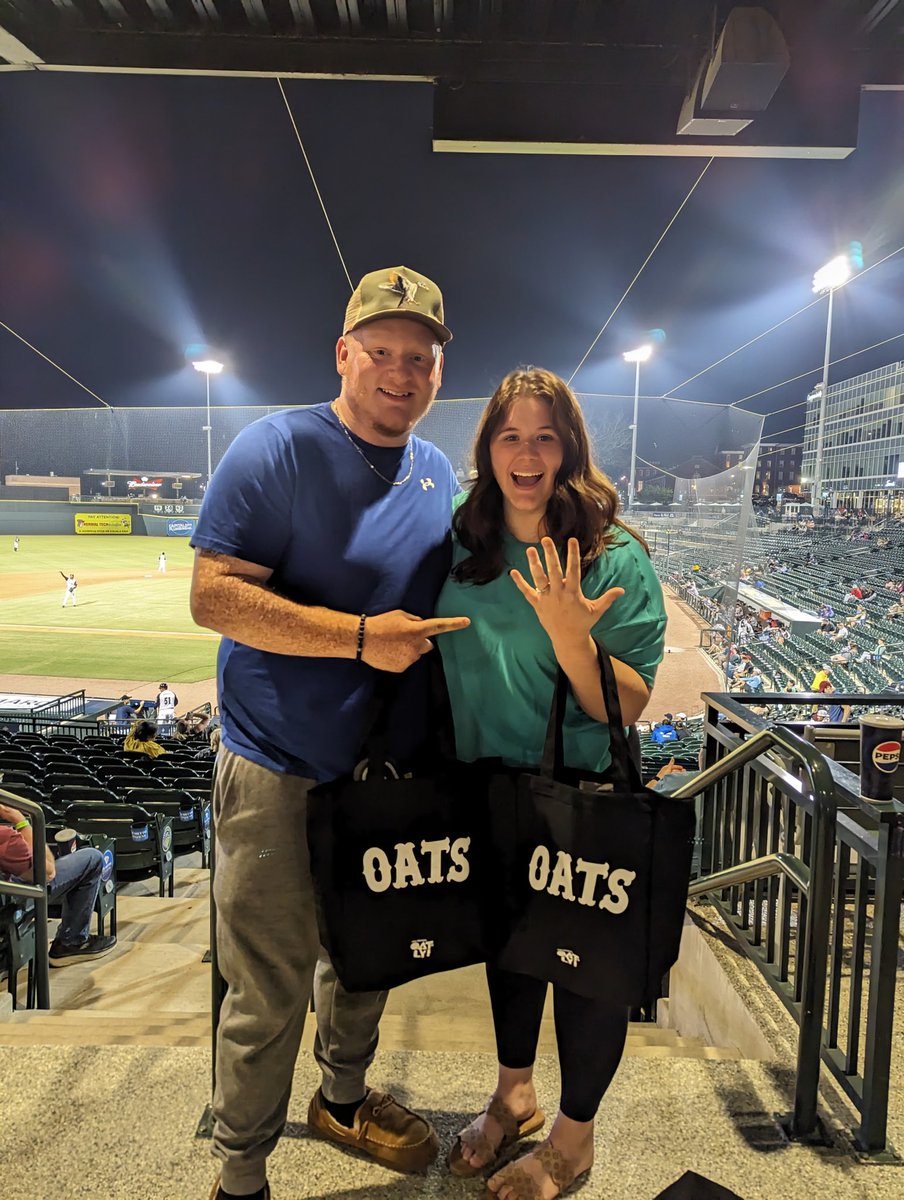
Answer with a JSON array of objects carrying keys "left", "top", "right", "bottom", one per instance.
[{"left": 343, "top": 265, "right": 452, "bottom": 344}]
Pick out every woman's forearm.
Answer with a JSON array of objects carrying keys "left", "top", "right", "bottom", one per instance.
[{"left": 552, "top": 634, "right": 651, "bottom": 726}]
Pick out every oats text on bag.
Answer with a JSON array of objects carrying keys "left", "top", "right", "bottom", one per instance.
[
  {"left": 362, "top": 837, "right": 471, "bottom": 892},
  {"left": 529, "top": 845, "right": 637, "bottom": 913}
]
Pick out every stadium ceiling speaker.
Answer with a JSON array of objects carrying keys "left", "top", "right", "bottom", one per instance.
[{"left": 677, "top": 6, "right": 790, "bottom": 137}]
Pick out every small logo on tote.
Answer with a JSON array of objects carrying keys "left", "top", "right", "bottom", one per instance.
[
  {"left": 556, "top": 949, "right": 580, "bottom": 967},
  {"left": 410, "top": 939, "right": 434, "bottom": 959}
]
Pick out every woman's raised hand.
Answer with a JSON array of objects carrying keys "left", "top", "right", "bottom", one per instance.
[{"left": 510, "top": 536, "right": 623, "bottom": 645}]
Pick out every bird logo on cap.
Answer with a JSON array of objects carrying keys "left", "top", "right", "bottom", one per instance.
[{"left": 379, "top": 271, "right": 428, "bottom": 307}]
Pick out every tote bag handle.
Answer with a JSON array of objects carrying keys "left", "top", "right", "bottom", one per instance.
[{"left": 540, "top": 639, "right": 645, "bottom": 791}]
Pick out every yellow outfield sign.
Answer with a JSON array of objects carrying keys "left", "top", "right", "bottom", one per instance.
[{"left": 74, "top": 512, "right": 132, "bottom": 535}]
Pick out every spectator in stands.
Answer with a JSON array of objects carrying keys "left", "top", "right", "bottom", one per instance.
[
  {"left": 871, "top": 638, "right": 887, "bottom": 664},
  {"left": 811, "top": 665, "right": 832, "bottom": 692},
  {"left": 189, "top": 265, "right": 465, "bottom": 1199},
  {"left": 736, "top": 616, "right": 754, "bottom": 644},
  {"left": 830, "top": 642, "right": 856, "bottom": 666},
  {"left": 115, "top": 694, "right": 133, "bottom": 724},
  {"left": 123, "top": 720, "right": 166, "bottom": 758},
  {"left": 831, "top": 623, "right": 850, "bottom": 642},
  {"left": 738, "top": 669, "right": 764, "bottom": 694},
  {"left": 194, "top": 726, "right": 222, "bottom": 760},
  {"left": 819, "top": 683, "right": 851, "bottom": 723},
  {"left": 0, "top": 801, "right": 116, "bottom": 965},
  {"left": 848, "top": 583, "right": 863, "bottom": 600}
]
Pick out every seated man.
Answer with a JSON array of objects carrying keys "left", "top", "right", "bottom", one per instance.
[{"left": 0, "top": 801, "right": 117, "bottom": 966}]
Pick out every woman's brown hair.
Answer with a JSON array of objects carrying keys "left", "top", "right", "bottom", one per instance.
[{"left": 453, "top": 367, "right": 649, "bottom": 585}]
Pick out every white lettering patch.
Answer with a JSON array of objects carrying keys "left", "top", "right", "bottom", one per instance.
[
  {"left": 528, "top": 844, "right": 636, "bottom": 913},
  {"left": 362, "top": 837, "right": 471, "bottom": 892}
]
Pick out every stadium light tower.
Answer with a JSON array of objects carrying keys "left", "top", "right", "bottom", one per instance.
[
  {"left": 192, "top": 358, "right": 225, "bottom": 487},
  {"left": 623, "top": 343, "right": 653, "bottom": 511},
  {"left": 811, "top": 243, "right": 861, "bottom": 516}
]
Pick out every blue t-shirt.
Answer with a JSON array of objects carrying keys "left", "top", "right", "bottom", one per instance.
[{"left": 191, "top": 403, "right": 459, "bottom": 780}]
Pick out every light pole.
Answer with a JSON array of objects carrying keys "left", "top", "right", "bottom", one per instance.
[
  {"left": 192, "top": 358, "right": 224, "bottom": 488},
  {"left": 623, "top": 343, "right": 653, "bottom": 511},
  {"left": 811, "top": 251, "right": 858, "bottom": 517}
]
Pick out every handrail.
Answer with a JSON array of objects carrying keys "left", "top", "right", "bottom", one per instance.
[
  {"left": 689, "top": 852, "right": 810, "bottom": 897},
  {"left": 0, "top": 787, "right": 50, "bottom": 1008},
  {"left": 669, "top": 710, "right": 839, "bottom": 1143}
]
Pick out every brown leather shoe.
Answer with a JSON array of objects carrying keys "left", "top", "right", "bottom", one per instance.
[{"left": 306, "top": 1087, "right": 439, "bottom": 1174}]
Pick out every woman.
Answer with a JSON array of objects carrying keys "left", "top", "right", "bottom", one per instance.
[
  {"left": 123, "top": 719, "right": 167, "bottom": 758},
  {"left": 436, "top": 368, "right": 666, "bottom": 1200}
]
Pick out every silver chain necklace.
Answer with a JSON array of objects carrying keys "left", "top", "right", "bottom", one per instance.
[{"left": 332, "top": 403, "right": 415, "bottom": 487}]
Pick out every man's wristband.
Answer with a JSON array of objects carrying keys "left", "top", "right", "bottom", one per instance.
[
  {"left": 13, "top": 819, "right": 30, "bottom": 832},
  {"left": 355, "top": 613, "right": 367, "bottom": 662}
]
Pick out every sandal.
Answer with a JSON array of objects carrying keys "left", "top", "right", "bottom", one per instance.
[
  {"left": 448, "top": 1096, "right": 546, "bottom": 1178},
  {"left": 484, "top": 1137, "right": 591, "bottom": 1199}
]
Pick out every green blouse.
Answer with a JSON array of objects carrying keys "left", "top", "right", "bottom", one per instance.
[{"left": 436, "top": 523, "right": 667, "bottom": 773}]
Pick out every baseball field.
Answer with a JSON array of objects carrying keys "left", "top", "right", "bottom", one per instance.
[{"left": 0, "top": 535, "right": 218, "bottom": 684}]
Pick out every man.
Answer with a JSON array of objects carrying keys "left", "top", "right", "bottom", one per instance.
[
  {"left": 13, "top": 536, "right": 19, "bottom": 553},
  {"left": 190, "top": 266, "right": 469, "bottom": 1200},
  {"left": 158, "top": 551, "right": 167, "bottom": 573},
  {"left": 60, "top": 572, "right": 77, "bottom": 607},
  {"left": 0, "top": 802, "right": 117, "bottom": 965},
  {"left": 156, "top": 683, "right": 178, "bottom": 728},
  {"left": 819, "top": 682, "right": 851, "bottom": 723}
]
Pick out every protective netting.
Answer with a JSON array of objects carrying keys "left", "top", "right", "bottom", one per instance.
[{"left": 0, "top": 396, "right": 763, "bottom": 595}]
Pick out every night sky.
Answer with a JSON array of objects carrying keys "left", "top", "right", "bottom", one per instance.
[{"left": 2, "top": 72, "right": 903, "bottom": 457}]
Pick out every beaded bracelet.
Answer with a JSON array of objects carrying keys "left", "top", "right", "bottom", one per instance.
[{"left": 355, "top": 613, "right": 367, "bottom": 662}]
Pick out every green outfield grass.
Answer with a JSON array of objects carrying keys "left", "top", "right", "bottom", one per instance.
[{"left": 0, "top": 535, "right": 218, "bottom": 683}]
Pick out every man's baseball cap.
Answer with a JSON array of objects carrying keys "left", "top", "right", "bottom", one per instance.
[{"left": 344, "top": 266, "right": 452, "bottom": 344}]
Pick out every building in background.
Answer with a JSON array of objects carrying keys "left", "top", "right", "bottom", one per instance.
[{"left": 801, "top": 361, "right": 904, "bottom": 514}]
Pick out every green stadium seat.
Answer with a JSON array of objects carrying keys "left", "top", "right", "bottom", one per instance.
[{"left": 63, "top": 802, "right": 175, "bottom": 898}]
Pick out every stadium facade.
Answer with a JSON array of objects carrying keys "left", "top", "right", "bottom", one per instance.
[{"left": 802, "top": 360, "right": 904, "bottom": 514}]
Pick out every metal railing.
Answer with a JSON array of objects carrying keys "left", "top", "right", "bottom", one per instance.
[
  {"left": 683, "top": 692, "right": 903, "bottom": 1160},
  {"left": 0, "top": 788, "right": 50, "bottom": 1009},
  {"left": 31, "top": 690, "right": 87, "bottom": 721}
]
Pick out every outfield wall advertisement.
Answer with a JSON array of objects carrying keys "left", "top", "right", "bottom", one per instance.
[
  {"left": 75, "top": 512, "right": 132, "bottom": 535},
  {"left": 166, "top": 518, "right": 197, "bottom": 536}
]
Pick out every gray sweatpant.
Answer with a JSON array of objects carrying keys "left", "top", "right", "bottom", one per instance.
[{"left": 211, "top": 746, "right": 389, "bottom": 1195}]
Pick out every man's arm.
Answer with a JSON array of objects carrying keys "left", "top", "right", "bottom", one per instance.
[
  {"left": 0, "top": 804, "right": 55, "bottom": 884},
  {"left": 190, "top": 548, "right": 468, "bottom": 674}
]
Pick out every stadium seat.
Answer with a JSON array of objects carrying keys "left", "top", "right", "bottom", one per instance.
[
  {"left": 63, "top": 802, "right": 175, "bottom": 898},
  {"left": 0, "top": 894, "right": 37, "bottom": 1010},
  {"left": 49, "top": 785, "right": 120, "bottom": 810},
  {"left": 0, "top": 769, "right": 42, "bottom": 791},
  {"left": 44, "top": 772, "right": 103, "bottom": 792},
  {"left": 45, "top": 834, "right": 118, "bottom": 939},
  {"left": 124, "top": 787, "right": 211, "bottom": 868}
]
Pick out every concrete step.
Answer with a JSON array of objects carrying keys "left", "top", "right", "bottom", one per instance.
[{"left": 0, "top": 1005, "right": 740, "bottom": 1057}]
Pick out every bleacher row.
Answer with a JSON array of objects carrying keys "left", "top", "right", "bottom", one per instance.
[{"left": 0, "top": 725, "right": 213, "bottom": 897}]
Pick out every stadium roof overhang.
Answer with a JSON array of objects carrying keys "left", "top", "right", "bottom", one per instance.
[{"left": 1, "top": 1, "right": 902, "bottom": 160}]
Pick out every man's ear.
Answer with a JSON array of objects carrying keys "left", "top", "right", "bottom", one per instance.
[{"left": 336, "top": 336, "right": 350, "bottom": 376}]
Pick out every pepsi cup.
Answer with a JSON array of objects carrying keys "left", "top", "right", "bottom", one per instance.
[{"left": 858, "top": 714, "right": 903, "bottom": 802}]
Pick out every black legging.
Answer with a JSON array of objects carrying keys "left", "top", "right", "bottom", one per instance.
[{"left": 486, "top": 964, "right": 629, "bottom": 1124}]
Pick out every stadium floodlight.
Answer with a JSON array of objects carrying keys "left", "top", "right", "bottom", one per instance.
[
  {"left": 623, "top": 344, "right": 654, "bottom": 511},
  {"left": 810, "top": 244, "right": 861, "bottom": 513},
  {"left": 811, "top": 256, "right": 852, "bottom": 296},
  {"left": 192, "top": 358, "right": 226, "bottom": 486},
  {"left": 192, "top": 359, "right": 225, "bottom": 376}
]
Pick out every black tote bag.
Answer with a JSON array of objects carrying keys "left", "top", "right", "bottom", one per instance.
[
  {"left": 492, "top": 641, "right": 695, "bottom": 1003},
  {"left": 307, "top": 677, "right": 495, "bottom": 993}
]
